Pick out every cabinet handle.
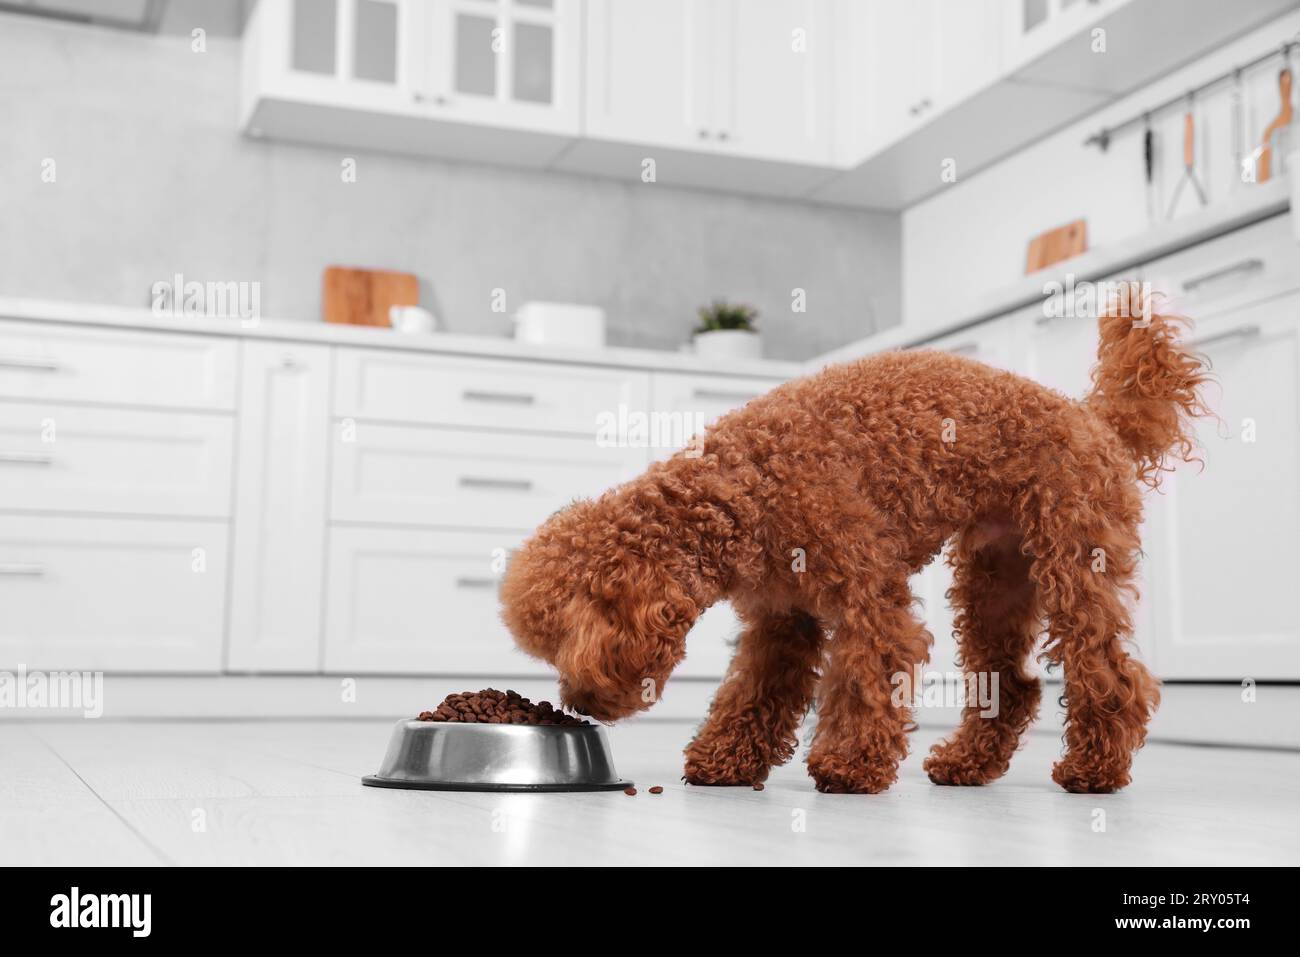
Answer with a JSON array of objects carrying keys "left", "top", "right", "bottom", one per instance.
[
  {"left": 1181, "top": 258, "right": 1265, "bottom": 293},
  {"left": 455, "top": 576, "right": 498, "bottom": 590},
  {"left": 281, "top": 354, "right": 302, "bottom": 370},
  {"left": 945, "top": 342, "right": 979, "bottom": 356},
  {"left": 1187, "top": 324, "right": 1261, "bottom": 350},
  {"left": 698, "top": 128, "right": 710, "bottom": 139},
  {"left": 462, "top": 389, "right": 535, "bottom": 406},
  {"left": 0, "top": 355, "right": 60, "bottom": 371},
  {"left": 692, "top": 388, "right": 759, "bottom": 402},
  {"left": 716, "top": 131, "right": 731, "bottom": 142},
  {"left": 458, "top": 476, "right": 534, "bottom": 492},
  {"left": 0, "top": 452, "right": 54, "bottom": 465},
  {"left": 0, "top": 563, "right": 45, "bottom": 576}
]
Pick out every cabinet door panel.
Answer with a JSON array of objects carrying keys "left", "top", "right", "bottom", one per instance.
[
  {"left": 0, "top": 516, "right": 227, "bottom": 673},
  {"left": 583, "top": 0, "right": 708, "bottom": 148},
  {"left": 227, "top": 342, "right": 332, "bottom": 672},
  {"left": 716, "top": 0, "right": 834, "bottom": 164},
  {"left": 1146, "top": 302, "right": 1300, "bottom": 678},
  {"left": 323, "top": 526, "right": 536, "bottom": 674}
]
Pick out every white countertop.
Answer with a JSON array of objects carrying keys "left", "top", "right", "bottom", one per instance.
[
  {"left": 814, "top": 177, "right": 1294, "bottom": 367},
  {"left": 0, "top": 296, "right": 803, "bottom": 380}
]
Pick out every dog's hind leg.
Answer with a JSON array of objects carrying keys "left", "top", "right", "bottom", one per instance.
[
  {"left": 1023, "top": 502, "right": 1159, "bottom": 793},
  {"left": 683, "top": 608, "right": 824, "bottom": 786},
  {"left": 806, "top": 573, "right": 931, "bottom": 794},
  {"left": 924, "top": 524, "right": 1042, "bottom": 786}
]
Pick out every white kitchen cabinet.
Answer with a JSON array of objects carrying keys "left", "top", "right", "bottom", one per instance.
[
  {"left": 835, "top": 0, "right": 1003, "bottom": 165},
  {"left": 0, "top": 403, "right": 233, "bottom": 519},
  {"left": 0, "top": 515, "right": 228, "bottom": 672},
  {"left": 1001, "top": 0, "right": 1128, "bottom": 76},
  {"left": 334, "top": 348, "right": 650, "bottom": 436},
  {"left": 1143, "top": 299, "right": 1300, "bottom": 680},
  {"left": 414, "top": 0, "right": 582, "bottom": 135},
  {"left": 1142, "top": 214, "right": 1300, "bottom": 323},
  {"left": 227, "top": 342, "right": 332, "bottom": 673},
  {"left": 582, "top": 0, "right": 712, "bottom": 150},
  {"left": 246, "top": 0, "right": 415, "bottom": 114},
  {"left": 242, "top": 0, "right": 580, "bottom": 166},
  {"left": 323, "top": 526, "right": 539, "bottom": 674},
  {"left": 647, "top": 372, "right": 778, "bottom": 460},
  {"left": 583, "top": 0, "right": 834, "bottom": 165},
  {"left": 712, "top": 0, "right": 835, "bottom": 165},
  {"left": 331, "top": 421, "right": 644, "bottom": 530},
  {"left": 0, "top": 320, "right": 238, "bottom": 411}
]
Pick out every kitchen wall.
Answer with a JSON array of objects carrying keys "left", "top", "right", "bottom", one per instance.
[
  {"left": 902, "top": 9, "right": 1300, "bottom": 328},
  {"left": 0, "top": 14, "right": 900, "bottom": 361}
]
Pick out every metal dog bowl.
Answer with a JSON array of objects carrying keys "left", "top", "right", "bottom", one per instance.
[{"left": 362, "top": 719, "right": 633, "bottom": 792}]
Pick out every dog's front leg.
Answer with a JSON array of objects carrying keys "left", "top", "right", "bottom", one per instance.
[
  {"left": 806, "top": 581, "right": 931, "bottom": 794},
  {"left": 684, "top": 608, "right": 823, "bottom": 786}
]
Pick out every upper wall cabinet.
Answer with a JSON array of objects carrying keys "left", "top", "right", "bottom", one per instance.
[
  {"left": 241, "top": 0, "right": 582, "bottom": 167},
  {"left": 812, "top": 0, "right": 1298, "bottom": 208},
  {"left": 564, "top": 0, "right": 836, "bottom": 192},
  {"left": 412, "top": 0, "right": 582, "bottom": 134},
  {"left": 242, "top": 0, "right": 1300, "bottom": 204}
]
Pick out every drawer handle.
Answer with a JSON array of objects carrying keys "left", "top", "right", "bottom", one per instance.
[
  {"left": 0, "top": 563, "right": 45, "bottom": 576},
  {"left": 0, "top": 452, "right": 54, "bottom": 465},
  {"left": 691, "top": 388, "right": 760, "bottom": 402},
  {"left": 462, "top": 390, "right": 536, "bottom": 406},
  {"left": 455, "top": 576, "right": 498, "bottom": 589},
  {"left": 944, "top": 341, "right": 979, "bottom": 356},
  {"left": 458, "top": 476, "right": 534, "bottom": 492},
  {"left": 1187, "top": 324, "right": 1261, "bottom": 350},
  {"left": 0, "top": 355, "right": 60, "bottom": 371},
  {"left": 1181, "top": 258, "right": 1265, "bottom": 293}
]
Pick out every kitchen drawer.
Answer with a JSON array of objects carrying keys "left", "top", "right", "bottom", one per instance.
[
  {"left": 323, "top": 526, "right": 541, "bottom": 674},
  {"left": 332, "top": 422, "right": 644, "bottom": 530},
  {"left": 647, "top": 373, "right": 781, "bottom": 460},
  {"left": 0, "top": 403, "right": 234, "bottom": 518},
  {"left": 0, "top": 320, "right": 238, "bottom": 411},
  {"left": 1143, "top": 214, "right": 1300, "bottom": 321},
  {"left": 922, "top": 315, "right": 1017, "bottom": 373},
  {"left": 334, "top": 348, "right": 650, "bottom": 435},
  {"left": 0, "top": 515, "right": 227, "bottom": 672}
]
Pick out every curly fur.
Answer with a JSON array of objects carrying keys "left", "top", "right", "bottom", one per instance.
[{"left": 500, "top": 296, "right": 1209, "bottom": 794}]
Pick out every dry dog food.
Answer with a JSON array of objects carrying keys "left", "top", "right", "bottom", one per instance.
[
  {"left": 623, "top": 787, "right": 637, "bottom": 796},
  {"left": 648, "top": 786, "right": 664, "bottom": 795},
  {"left": 417, "top": 688, "right": 589, "bottom": 726}
]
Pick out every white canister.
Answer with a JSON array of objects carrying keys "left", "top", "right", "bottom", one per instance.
[{"left": 513, "top": 302, "right": 607, "bottom": 349}]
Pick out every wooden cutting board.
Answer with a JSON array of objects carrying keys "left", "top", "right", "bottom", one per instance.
[
  {"left": 1025, "top": 219, "right": 1088, "bottom": 274},
  {"left": 322, "top": 266, "right": 419, "bottom": 327}
]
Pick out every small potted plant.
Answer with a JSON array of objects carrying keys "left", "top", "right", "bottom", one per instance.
[{"left": 692, "top": 300, "right": 762, "bottom": 360}]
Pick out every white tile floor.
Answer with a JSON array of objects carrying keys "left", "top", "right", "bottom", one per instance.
[{"left": 3, "top": 719, "right": 1297, "bottom": 866}]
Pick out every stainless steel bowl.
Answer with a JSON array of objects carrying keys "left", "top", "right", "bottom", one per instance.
[{"left": 362, "top": 719, "right": 632, "bottom": 792}]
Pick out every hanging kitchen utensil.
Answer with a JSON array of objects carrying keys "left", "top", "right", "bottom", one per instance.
[
  {"left": 1230, "top": 69, "right": 1246, "bottom": 187},
  {"left": 1143, "top": 116, "right": 1156, "bottom": 225},
  {"left": 1166, "top": 98, "right": 1209, "bottom": 219},
  {"left": 1257, "top": 66, "right": 1294, "bottom": 183}
]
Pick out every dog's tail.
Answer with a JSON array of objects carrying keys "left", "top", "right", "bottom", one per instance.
[{"left": 1085, "top": 286, "right": 1211, "bottom": 489}]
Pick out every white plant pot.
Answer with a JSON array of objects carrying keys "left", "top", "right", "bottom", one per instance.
[{"left": 692, "top": 329, "right": 762, "bottom": 360}]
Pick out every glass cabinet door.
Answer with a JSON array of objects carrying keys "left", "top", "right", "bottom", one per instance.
[{"left": 417, "top": 0, "right": 578, "bottom": 133}]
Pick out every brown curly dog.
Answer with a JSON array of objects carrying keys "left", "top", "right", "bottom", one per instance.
[{"left": 500, "top": 299, "right": 1208, "bottom": 794}]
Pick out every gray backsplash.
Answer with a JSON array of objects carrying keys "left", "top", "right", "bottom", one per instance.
[{"left": 0, "top": 15, "right": 900, "bottom": 361}]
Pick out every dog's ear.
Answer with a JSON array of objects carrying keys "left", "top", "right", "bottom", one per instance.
[{"left": 554, "top": 563, "right": 701, "bottom": 720}]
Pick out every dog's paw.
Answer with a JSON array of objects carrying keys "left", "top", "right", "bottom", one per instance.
[
  {"left": 1051, "top": 759, "right": 1130, "bottom": 794},
  {"left": 923, "top": 744, "right": 1007, "bottom": 787},
  {"left": 682, "top": 752, "right": 765, "bottom": 787},
  {"left": 806, "top": 752, "right": 898, "bottom": 794}
]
